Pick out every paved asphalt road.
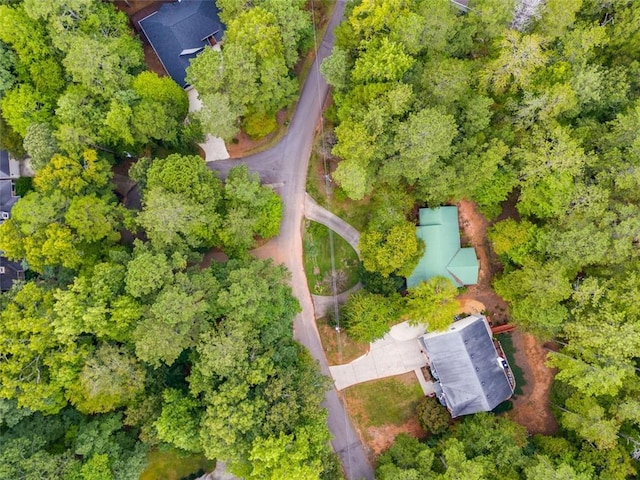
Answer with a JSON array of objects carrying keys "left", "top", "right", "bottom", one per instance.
[{"left": 208, "top": 2, "right": 375, "bottom": 479}]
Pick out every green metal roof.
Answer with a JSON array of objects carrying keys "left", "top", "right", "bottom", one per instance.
[{"left": 407, "top": 206, "right": 479, "bottom": 288}]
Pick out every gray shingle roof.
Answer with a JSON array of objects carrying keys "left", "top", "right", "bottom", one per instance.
[
  {"left": 0, "top": 150, "right": 10, "bottom": 179},
  {"left": 420, "top": 315, "right": 514, "bottom": 417},
  {"left": 139, "top": 0, "right": 225, "bottom": 87},
  {"left": 0, "top": 179, "right": 17, "bottom": 214}
]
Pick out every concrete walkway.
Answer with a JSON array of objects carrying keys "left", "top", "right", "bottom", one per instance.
[
  {"left": 304, "top": 193, "right": 360, "bottom": 257},
  {"left": 312, "top": 282, "right": 362, "bottom": 319},
  {"left": 414, "top": 368, "right": 436, "bottom": 396},
  {"left": 330, "top": 322, "right": 428, "bottom": 391},
  {"left": 187, "top": 87, "right": 230, "bottom": 162}
]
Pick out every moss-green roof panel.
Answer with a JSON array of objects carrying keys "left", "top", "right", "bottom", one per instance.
[{"left": 407, "top": 207, "right": 478, "bottom": 288}]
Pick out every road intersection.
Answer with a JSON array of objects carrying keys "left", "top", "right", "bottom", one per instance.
[{"left": 208, "top": 2, "right": 375, "bottom": 479}]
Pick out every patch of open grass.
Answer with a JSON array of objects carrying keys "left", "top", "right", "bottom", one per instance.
[
  {"left": 303, "top": 220, "right": 359, "bottom": 295},
  {"left": 317, "top": 316, "right": 369, "bottom": 365},
  {"left": 496, "top": 333, "right": 526, "bottom": 396},
  {"left": 139, "top": 448, "right": 215, "bottom": 480},
  {"left": 344, "top": 374, "right": 424, "bottom": 428}
]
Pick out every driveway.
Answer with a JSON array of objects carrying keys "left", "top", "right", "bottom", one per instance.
[{"left": 330, "top": 322, "right": 428, "bottom": 390}]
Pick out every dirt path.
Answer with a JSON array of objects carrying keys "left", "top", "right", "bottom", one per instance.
[
  {"left": 508, "top": 331, "right": 559, "bottom": 434},
  {"left": 456, "top": 199, "right": 558, "bottom": 435},
  {"left": 456, "top": 199, "right": 510, "bottom": 324}
]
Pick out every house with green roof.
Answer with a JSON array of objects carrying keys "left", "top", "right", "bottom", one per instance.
[{"left": 406, "top": 206, "right": 479, "bottom": 288}]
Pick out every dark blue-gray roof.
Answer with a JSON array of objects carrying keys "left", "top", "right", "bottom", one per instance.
[
  {"left": 139, "top": 0, "right": 225, "bottom": 87},
  {"left": 0, "top": 256, "right": 24, "bottom": 291},
  {"left": 0, "top": 150, "right": 10, "bottom": 179},
  {"left": 420, "top": 315, "right": 514, "bottom": 417}
]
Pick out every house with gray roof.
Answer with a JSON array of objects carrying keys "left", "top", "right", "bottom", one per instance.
[
  {"left": 418, "top": 314, "right": 515, "bottom": 417},
  {"left": 138, "top": 0, "right": 225, "bottom": 87}
]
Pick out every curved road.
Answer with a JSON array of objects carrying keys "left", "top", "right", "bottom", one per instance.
[{"left": 208, "top": 2, "right": 375, "bottom": 479}]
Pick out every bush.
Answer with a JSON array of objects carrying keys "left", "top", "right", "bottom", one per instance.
[
  {"left": 416, "top": 397, "right": 450, "bottom": 435},
  {"left": 358, "top": 262, "right": 405, "bottom": 295},
  {"left": 242, "top": 112, "right": 277, "bottom": 139},
  {"left": 14, "top": 177, "right": 34, "bottom": 196}
]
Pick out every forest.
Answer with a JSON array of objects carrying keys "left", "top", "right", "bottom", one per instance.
[
  {"left": 321, "top": 0, "right": 640, "bottom": 477},
  {"left": 0, "top": 0, "right": 338, "bottom": 479},
  {"left": 1, "top": 0, "right": 640, "bottom": 478}
]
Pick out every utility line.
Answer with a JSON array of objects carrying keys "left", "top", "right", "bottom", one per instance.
[{"left": 310, "top": 1, "right": 353, "bottom": 477}]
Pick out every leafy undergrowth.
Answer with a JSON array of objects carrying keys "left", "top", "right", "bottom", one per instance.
[
  {"left": 316, "top": 316, "right": 368, "bottom": 365},
  {"left": 302, "top": 220, "right": 359, "bottom": 295},
  {"left": 139, "top": 448, "right": 215, "bottom": 480}
]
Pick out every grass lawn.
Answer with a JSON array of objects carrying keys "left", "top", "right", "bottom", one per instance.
[
  {"left": 140, "top": 448, "right": 215, "bottom": 480},
  {"left": 344, "top": 374, "right": 424, "bottom": 429},
  {"left": 317, "top": 316, "right": 369, "bottom": 365},
  {"left": 303, "top": 220, "right": 359, "bottom": 295},
  {"left": 496, "top": 333, "right": 526, "bottom": 396}
]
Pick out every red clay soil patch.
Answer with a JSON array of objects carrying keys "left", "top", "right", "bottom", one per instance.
[
  {"left": 343, "top": 372, "right": 426, "bottom": 461},
  {"left": 226, "top": 109, "right": 289, "bottom": 159},
  {"left": 456, "top": 199, "right": 511, "bottom": 325},
  {"left": 367, "top": 417, "right": 426, "bottom": 457},
  {"left": 456, "top": 200, "right": 557, "bottom": 435},
  {"left": 507, "top": 331, "right": 559, "bottom": 435}
]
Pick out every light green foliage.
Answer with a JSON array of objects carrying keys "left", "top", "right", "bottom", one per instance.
[
  {"left": 69, "top": 344, "right": 146, "bottom": 414},
  {"left": 488, "top": 218, "right": 538, "bottom": 266},
  {"left": 535, "top": 0, "right": 584, "bottom": 40},
  {"left": 525, "top": 455, "right": 592, "bottom": 480},
  {"left": 196, "top": 92, "right": 240, "bottom": 141},
  {"left": 352, "top": 38, "right": 414, "bottom": 84},
  {"left": 320, "top": 47, "right": 349, "bottom": 90},
  {"left": 0, "top": 150, "right": 119, "bottom": 273},
  {"left": 342, "top": 290, "right": 402, "bottom": 343},
  {"left": 0, "top": 282, "right": 83, "bottom": 414},
  {"left": 483, "top": 31, "right": 547, "bottom": 94},
  {"left": 65, "top": 195, "right": 122, "bottom": 243},
  {"left": 22, "top": 122, "right": 58, "bottom": 170},
  {"left": 405, "top": 277, "right": 458, "bottom": 332},
  {"left": 34, "top": 149, "right": 112, "bottom": 196},
  {"left": 1, "top": 84, "right": 54, "bottom": 136},
  {"left": 258, "top": 0, "right": 312, "bottom": 68},
  {"left": 155, "top": 389, "right": 203, "bottom": 454},
  {"left": 219, "top": 164, "right": 283, "bottom": 256},
  {"left": 54, "top": 260, "right": 142, "bottom": 343},
  {"left": 138, "top": 154, "right": 223, "bottom": 252},
  {"left": 125, "top": 248, "right": 173, "bottom": 299},
  {"left": 131, "top": 71, "right": 189, "bottom": 146},
  {"left": 494, "top": 261, "right": 573, "bottom": 337},
  {"left": 359, "top": 221, "right": 424, "bottom": 278},
  {"left": 134, "top": 274, "right": 212, "bottom": 367},
  {"left": 384, "top": 107, "right": 457, "bottom": 185},
  {"left": 187, "top": 5, "right": 298, "bottom": 138}
]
